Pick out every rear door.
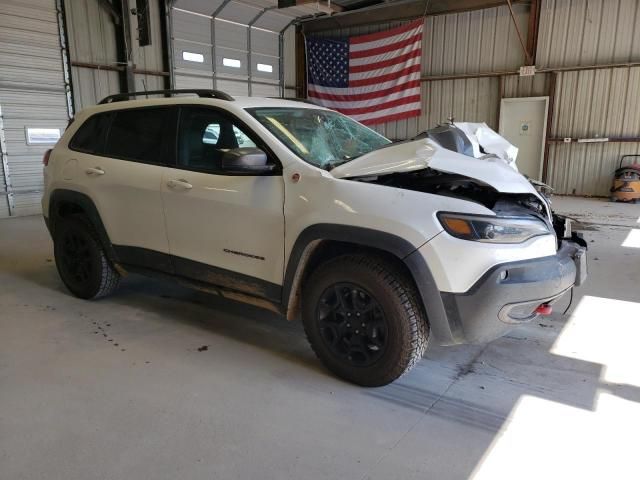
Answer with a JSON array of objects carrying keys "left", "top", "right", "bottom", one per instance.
[
  {"left": 160, "top": 106, "right": 285, "bottom": 300},
  {"left": 69, "top": 107, "right": 176, "bottom": 271}
]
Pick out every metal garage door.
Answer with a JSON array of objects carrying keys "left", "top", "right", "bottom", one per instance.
[
  {"left": 170, "top": 0, "right": 300, "bottom": 98},
  {"left": 0, "top": 0, "right": 71, "bottom": 218}
]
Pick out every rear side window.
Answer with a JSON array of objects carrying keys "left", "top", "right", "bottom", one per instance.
[
  {"left": 104, "top": 107, "right": 173, "bottom": 164},
  {"left": 69, "top": 113, "right": 111, "bottom": 154}
]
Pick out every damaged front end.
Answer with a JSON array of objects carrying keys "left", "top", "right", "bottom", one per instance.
[
  {"left": 367, "top": 168, "right": 549, "bottom": 225},
  {"left": 331, "top": 122, "right": 586, "bottom": 252}
]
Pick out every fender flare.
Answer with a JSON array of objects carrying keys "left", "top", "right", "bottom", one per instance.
[
  {"left": 48, "top": 189, "right": 118, "bottom": 263},
  {"left": 282, "top": 224, "right": 460, "bottom": 344}
]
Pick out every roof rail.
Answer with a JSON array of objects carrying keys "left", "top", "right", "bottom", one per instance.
[{"left": 98, "top": 89, "right": 234, "bottom": 104}]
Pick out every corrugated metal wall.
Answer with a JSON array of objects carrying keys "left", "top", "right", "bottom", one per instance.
[
  {"left": 536, "top": 0, "right": 640, "bottom": 195},
  {"left": 65, "top": 0, "right": 120, "bottom": 108},
  {"left": 0, "top": 0, "right": 70, "bottom": 218},
  {"left": 65, "top": 0, "right": 166, "bottom": 109},
  {"left": 537, "top": 0, "right": 640, "bottom": 68},
  {"left": 547, "top": 66, "right": 640, "bottom": 195}
]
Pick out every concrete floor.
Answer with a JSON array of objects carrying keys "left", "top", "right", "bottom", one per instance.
[{"left": 1, "top": 196, "right": 640, "bottom": 480}]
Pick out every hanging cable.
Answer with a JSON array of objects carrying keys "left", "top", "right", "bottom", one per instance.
[{"left": 562, "top": 287, "right": 574, "bottom": 316}]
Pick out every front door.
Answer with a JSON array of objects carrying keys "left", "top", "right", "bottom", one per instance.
[
  {"left": 161, "top": 106, "right": 285, "bottom": 301},
  {"left": 499, "top": 97, "right": 549, "bottom": 181}
]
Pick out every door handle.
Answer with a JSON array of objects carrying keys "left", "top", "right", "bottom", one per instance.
[
  {"left": 167, "top": 179, "right": 193, "bottom": 190},
  {"left": 85, "top": 167, "right": 105, "bottom": 176}
]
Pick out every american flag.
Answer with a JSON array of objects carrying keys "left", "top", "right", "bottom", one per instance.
[{"left": 306, "top": 19, "right": 423, "bottom": 126}]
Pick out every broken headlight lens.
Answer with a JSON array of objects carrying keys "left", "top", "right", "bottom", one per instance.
[{"left": 437, "top": 213, "right": 550, "bottom": 243}]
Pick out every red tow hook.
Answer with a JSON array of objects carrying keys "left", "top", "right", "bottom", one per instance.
[{"left": 534, "top": 304, "right": 553, "bottom": 316}]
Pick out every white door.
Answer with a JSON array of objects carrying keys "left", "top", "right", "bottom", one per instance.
[
  {"left": 161, "top": 106, "right": 285, "bottom": 300},
  {"left": 499, "top": 97, "right": 549, "bottom": 181}
]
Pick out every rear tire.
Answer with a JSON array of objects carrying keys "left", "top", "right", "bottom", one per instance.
[
  {"left": 54, "top": 217, "right": 120, "bottom": 299},
  {"left": 302, "top": 254, "right": 429, "bottom": 387}
]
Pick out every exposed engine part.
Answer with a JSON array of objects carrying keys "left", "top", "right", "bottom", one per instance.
[{"left": 361, "top": 168, "right": 548, "bottom": 222}]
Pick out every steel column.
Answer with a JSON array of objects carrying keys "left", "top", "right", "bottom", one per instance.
[
  {"left": 0, "top": 105, "right": 15, "bottom": 216},
  {"left": 56, "top": 0, "right": 75, "bottom": 118}
]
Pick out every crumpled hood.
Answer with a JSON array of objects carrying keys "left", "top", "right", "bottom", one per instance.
[{"left": 330, "top": 139, "right": 538, "bottom": 195}]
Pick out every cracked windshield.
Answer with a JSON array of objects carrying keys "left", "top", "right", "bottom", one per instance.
[{"left": 248, "top": 107, "right": 390, "bottom": 169}]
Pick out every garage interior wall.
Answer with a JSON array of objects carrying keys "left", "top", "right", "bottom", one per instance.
[
  {"left": 0, "top": 0, "right": 71, "bottom": 218},
  {"left": 65, "top": 0, "right": 167, "bottom": 110},
  {"left": 307, "top": 0, "right": 640, "bottom": 196}
]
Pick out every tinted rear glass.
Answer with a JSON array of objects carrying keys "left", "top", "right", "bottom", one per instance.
[
  {"left": 69, "top": 113, "right": 111, "bottom": 154},
  {"left": 104, "top": 107, "right": 173, "bottom": 164}
]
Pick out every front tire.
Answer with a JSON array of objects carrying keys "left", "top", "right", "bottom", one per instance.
[
  {"left": 54, "top": 217, "right": 120, "bottom": 299},
  {"left": 302, "top": 254, "right": 429, "bottom": 387}
]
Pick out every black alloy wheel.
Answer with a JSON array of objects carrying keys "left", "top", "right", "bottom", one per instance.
[
  {"left": 302, "top": 254, "right": 429, "bottom": 387},
  {"left": 54, "top": 218, "right": 120, "bottom": 299},
  {"left": 59, "top": 229, "right": 94, "bottom": 285},
  {"left": 317, "top": 283, "right": 388, "bottom": 367}
]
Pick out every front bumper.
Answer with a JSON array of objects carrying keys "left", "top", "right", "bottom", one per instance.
[{"left": 439, "top": 240, "right": 587, "bottom": 344}]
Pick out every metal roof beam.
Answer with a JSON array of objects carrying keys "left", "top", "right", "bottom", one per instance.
[{"left": 300, "top": 0, "right": 529, "bottom": 33}]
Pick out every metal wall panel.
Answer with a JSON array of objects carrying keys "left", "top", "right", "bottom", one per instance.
[
  {"left": 551, "top": 67, "right": 640, "bottom": 138},
  {"left": 0, "top": 0, "right": 70, "bottom": 217},
  {"left": 502, "top": 72, "right": 551, "bottom": 98},
  {"left": 425, "top": 4, "right": 528, "bottom": 76},
  {"left": 547, "top": 141, "right": 640, "bottom": 196},
  {"left": 65, "top": 0, "right": 119, "bottom": 108},
  {"left": 537, "top": 0, "right": 640, "bottom": 68},
  {"left": 70, "top": 67, "right": 120, "bottom": 107},
  {"left": 546, "top": 66, "right": 640, "bottom": 195},
  {"left": 66, "top": 0, "right": 167, "bottom": 109}
]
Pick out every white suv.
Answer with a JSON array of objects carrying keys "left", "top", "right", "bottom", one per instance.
[{"left": 42, "top": 90, "right": 587, "bottom": 386}]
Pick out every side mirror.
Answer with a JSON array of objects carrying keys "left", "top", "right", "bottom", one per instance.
[{"left": 221, "top": 148, "right": 275, "bottom": 174}]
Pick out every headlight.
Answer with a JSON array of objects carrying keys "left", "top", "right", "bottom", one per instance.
[{"left": 437, "top": 212, "right": 550, "bottom": 244}]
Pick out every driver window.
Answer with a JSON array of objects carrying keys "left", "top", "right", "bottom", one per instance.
[{"left": 178, "top": 107, "right": 256, "bottom": 172}]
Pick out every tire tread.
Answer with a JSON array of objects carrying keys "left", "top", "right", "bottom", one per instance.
[{"left": 303, "top": 254, "right": 429, "bottom": 386}]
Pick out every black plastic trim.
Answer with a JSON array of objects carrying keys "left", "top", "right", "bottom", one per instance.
[
  {"left": 440, "top": 240, "right": 585, "bottom": 344},
  {"left": 48, "top": 189, "right": 118, "bottom": 264},
  {"left": 172, "top": 255, "right": 282, "bottom": 303},
  {"left": 113, "top": 245, "right": 173, "bottom": 274},
  {"left": 282, "top": 224, "right": 454, "bottom": 343},
  {"left": 113, "top": 245, "right": 281, "bottom": 303},
  {"left": 283, "top": 224, "right": 417, "bottom": 303},
  {"left": 99, "top": 89, "right": 234, "bottom": 104}
]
